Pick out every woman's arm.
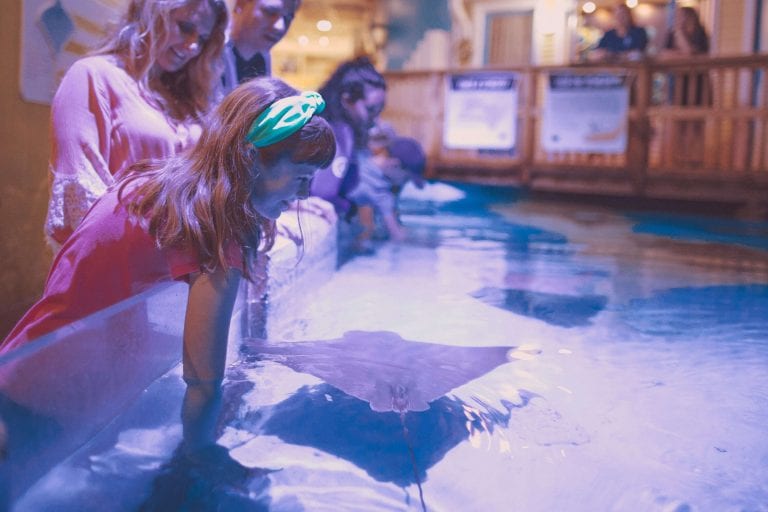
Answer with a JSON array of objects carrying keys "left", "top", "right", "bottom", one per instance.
[{"left": 181, "top": 268, "right": 242, "bottom": 451}]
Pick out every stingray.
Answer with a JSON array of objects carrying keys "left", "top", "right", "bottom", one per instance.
[
  {"left": 243, "top": 330, "right": 538, "bottom": 413},
  {"left": 238, "top": 331, "right": 538, "bottom": 511}
]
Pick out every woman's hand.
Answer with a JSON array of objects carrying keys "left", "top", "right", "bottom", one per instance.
[{"left": 139, "top": 442, "right": 270, "bottom": 511}]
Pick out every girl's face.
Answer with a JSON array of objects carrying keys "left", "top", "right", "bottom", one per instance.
[
  {"left": 342, "top": 84, "right": 386, "bottom": 132},
  {"left": 251, "top": 157, "right": 317, "bottom": 219},
  {"left": 156, "top": 1, "right": 215, "bottom": 73}
]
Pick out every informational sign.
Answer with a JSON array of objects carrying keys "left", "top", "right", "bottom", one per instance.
[
  {"left": 542, "top": 73, "right": 629, "bottom": 153},
  {"left": 443, "top": 73, "right": 517, "bottom": 151},
  {"left": 20, "top": 0, "right": 124, "bottom": 105}
]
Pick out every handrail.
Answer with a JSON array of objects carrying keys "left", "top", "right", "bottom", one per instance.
[
  {"left": 382, "top": 53, "right": 768, "bottom": 74},
  {"left": 382, "top": 54, "right": 768, "bottom": 210}
]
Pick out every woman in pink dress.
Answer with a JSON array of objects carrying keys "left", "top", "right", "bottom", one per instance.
[{"left": 44, "top": 0, "right": 229, "bottom": 249}]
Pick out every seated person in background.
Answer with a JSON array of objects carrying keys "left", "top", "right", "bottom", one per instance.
[
  {"left": 349, "top": 122, "right": 426, "bottom": 251},
  {"left": 659, "top": 6, "right": 709, "bottom": 59},
  {"left": 658, "top": 5, "right": 710, "bottom": 106},
  {"left": 657, "top": 6, "right": 710, "bottom": 165},
  {"left": 589, "top": 4, "right": 647, "bottom": 62}
]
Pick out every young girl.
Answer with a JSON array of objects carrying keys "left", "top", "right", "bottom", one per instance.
[
  {"left": 309, "top": 57, "right": 387, "bottom": 219},
  {"left": 349, "top": 122, "right": 427, "bottom": 251},
  {"left": 45, "top": 0, "right": 229, "bottom": 249},
  {"left": 1, "top": 77, "right": 335, "bottom": 451}
]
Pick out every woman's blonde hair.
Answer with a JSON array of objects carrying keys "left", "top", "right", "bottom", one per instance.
[
  {"left": 96, "top": 0, "right": 228, "bottom": 120},
  {"left": 121, "top": 77, "right": 336, "bottom": 280}
]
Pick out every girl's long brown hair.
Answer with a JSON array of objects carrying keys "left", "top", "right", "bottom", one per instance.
[
  {"left": 120, "top": 78, "right": 336, "bottom": 280},
  {"left": 95, "top": 0, "right": 228, "bottom": 120}
]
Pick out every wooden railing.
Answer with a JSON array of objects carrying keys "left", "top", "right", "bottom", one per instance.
[{"left": 382, "top": 54, "right": 768, "bottom": 208}]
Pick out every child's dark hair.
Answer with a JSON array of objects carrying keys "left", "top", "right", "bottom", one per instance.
[{"left": 318, "top": 56, "right": 387, "bottom": 123}]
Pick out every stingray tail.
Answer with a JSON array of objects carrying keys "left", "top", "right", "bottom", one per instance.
[{"left": 400, "top": 412, "right": 428, "bottom": 512}]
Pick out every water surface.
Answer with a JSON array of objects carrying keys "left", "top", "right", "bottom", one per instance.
[{"left": 15, "top": 183, "right": 768, "bottom": 511}]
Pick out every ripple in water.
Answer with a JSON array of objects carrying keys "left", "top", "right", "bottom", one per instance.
[{"left": 620, "top": 284, "right": 768, "bottom": 344}]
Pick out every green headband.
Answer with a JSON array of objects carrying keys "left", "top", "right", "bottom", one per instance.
[{"left": 246, "top": 91, "right": 325, "bottom": 148}]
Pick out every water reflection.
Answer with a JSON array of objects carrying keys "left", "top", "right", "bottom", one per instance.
[
  {"left": 471, "top": 287, "right": 608, "bottom": 327},
  {"left": 628, "top": 212, "right": 768, "bottom": 250},
  {"left": 138, "top": 444, "right": 272, "bottom": 512},
  {"left": 261, "top": 384, "right": 471, "bottom": 487},
  {"left": 403, "top": 214, "right": 568, "bottom": 254},
  {"left": 620, "top": 284, "right": 768, "bottom": 341},
  {"left": 397, "top": 183, "right": 567, "bottom": 254}
]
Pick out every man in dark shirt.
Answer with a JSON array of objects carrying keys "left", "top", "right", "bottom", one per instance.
[
  {"left": 222, "top": 0, "right": 301, "bottom": 92},
  {"left": 589, "top": 4, "right": 648, "bottom": 62}
]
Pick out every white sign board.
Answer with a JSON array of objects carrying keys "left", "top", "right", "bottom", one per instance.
[
  {"left": 21, "top": 0, "right": 125, "bottom": 105},
  {"left": 443, "top": 73, "right": 517, "bottom": 151},
  {"left": 542, "top": 73, "right": 629, "bottom": 154}
]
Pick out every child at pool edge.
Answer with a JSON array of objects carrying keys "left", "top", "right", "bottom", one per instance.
[
  {"left": 0, "top": 77, "right": 335, "bottom": 455},
  {"left": 349, "top": 121, "right": 426, "bottom": 251}
]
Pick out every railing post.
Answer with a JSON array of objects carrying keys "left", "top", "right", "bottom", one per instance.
[
  {"left": 428, "top": 71, "right": 445, "bottom": 179},
  {"left": 520, "top": 66, "right": 537, "bottom": 186},
  {"left": 628, "top": 62, "right": 652, "bottom": 196}
]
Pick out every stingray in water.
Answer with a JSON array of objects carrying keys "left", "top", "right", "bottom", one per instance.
[
  {"left": 238, "top": 331, "right": 539, "bottom": 511},
  {"left": 243, "top": 330, "right": 537, "bottom": 413}
]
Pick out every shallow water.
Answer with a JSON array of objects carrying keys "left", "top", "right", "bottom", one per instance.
[{"left": 14, "top": 184, "right": 768, "bottom": 511}]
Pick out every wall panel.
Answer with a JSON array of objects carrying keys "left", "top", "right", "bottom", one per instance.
[{"left": 0, "top": 2, "right": 52, "bottom": 339}]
